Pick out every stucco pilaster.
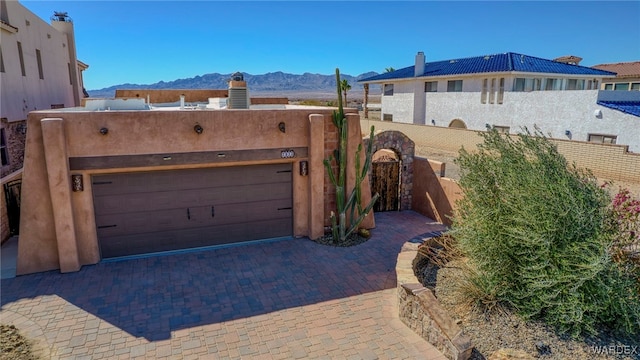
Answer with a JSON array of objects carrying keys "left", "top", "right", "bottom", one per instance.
[
  {"left": 309, "top": 114, "right": 325, "bottom": 239},
  {"left": 41, "top": 118, "right": 80, "bottom": 272}
]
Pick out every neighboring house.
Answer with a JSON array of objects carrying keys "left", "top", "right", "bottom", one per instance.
[
  {"left": 359, "top": 52, "right": 640, "bottom": 152},
  {"left": 592, "top": 61, "right": 640, "bottom": 91},
  {"left": 1, "top": 0, "right": 88, "bottom": 241}
]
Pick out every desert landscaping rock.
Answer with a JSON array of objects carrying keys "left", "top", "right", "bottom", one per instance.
[
  {"left": 0, "top": 324, "right": 38, "bottom": 360},
  {"left": 423, "top": 258, "right": 640, "bottom": 360}
]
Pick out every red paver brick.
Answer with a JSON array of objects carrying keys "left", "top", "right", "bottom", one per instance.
[{"left": 1, "top": 211, "right": 448, "bottom": 359}]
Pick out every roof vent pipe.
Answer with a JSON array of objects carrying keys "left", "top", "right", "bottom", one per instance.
[{"left": 415, "top": 51, "right": 425, "bottom": 77}]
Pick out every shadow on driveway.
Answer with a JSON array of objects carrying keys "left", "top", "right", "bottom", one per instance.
[{"left": 1, "top": 211, "right": 446, "bottom": 341}]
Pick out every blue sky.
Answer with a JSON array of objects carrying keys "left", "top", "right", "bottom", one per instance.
[{"left": 22, "top": 1, "right": 640, "bottom": 90}]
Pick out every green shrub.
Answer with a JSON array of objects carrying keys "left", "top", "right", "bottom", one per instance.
[{"left": 451, "top": 127, "right": 640, "bottom": 338}]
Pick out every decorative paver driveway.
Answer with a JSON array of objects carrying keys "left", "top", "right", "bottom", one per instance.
[{"left": 1, "top": 211, "right": 448, "bottom": 359}]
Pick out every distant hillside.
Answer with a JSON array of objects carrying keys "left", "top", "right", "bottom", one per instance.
[{"left": 88, "top": 71, "right": 381, "bottom": 99}]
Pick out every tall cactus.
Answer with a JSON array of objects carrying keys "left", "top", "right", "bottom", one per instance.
[{"left": 323, "top": 68, "right": 379, "bottom": 243}]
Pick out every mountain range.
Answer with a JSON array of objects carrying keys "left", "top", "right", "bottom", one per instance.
[{"left": 88, "top": 71, "right": 381, "bottom": 99}]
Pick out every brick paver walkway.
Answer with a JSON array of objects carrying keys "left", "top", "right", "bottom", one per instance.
[{"left": 1, "top": 211, "right": 448, "bottom": 359}]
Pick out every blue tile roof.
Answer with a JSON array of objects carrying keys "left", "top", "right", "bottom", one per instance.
[
  {"left": 597, "top": 101, "right": 640, "bottom": 117},
  {"left": 360, "top": 52, "right": 616, "bottom": 82}
]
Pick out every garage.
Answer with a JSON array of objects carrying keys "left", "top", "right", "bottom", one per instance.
[{"left": 92, "top": 163, "right": 293, "bottom": 258}]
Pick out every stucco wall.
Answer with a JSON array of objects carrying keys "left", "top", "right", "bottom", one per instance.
[
  {"left": 18, "top": 108, "right": 371, "bottom": 274},
  {"left": 422, "top": 90, "right": 640, "bottom": 151},
  {"left": 361, "top": 119, "right": 640, "bottom": 184},
  {"left": 381, "top": 81, "right": 414, "bottom": 124},
  {"left": 412, "top": 157, "right": 461, "bottom": 227}
]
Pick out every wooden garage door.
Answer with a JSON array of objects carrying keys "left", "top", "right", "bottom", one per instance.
[{"left": 93, "top": 163, "right": 292, "bottom": 258}]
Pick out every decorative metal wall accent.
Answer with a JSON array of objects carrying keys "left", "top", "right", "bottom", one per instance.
[
  {"left": 71, "top": 174, "right": 83, "bottom": 192},
  {"left": 300, "top": 161, "right": 308, "bottom": 176}
]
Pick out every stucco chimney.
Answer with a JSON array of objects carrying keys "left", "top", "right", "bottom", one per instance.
[
  {"left": 228, "top": 72, "right": 250, "bottom": 109},
  {"left": 415, "top": 51, "right": 425, "bottom": 77}
]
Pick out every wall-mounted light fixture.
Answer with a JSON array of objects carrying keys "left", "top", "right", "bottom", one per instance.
[
  {"left": 300, "top": 161, "right": 308, "bottom": 176},
  {"left": 16, "top": 123, "right": 27, "bottom": 135},
  {"left": 71, "top": 174, "right": 83, "bottom": 192},
  {"left": 278, "top": 122, "right": 286, "bottom": 133},
  {"left": 99, "top": 127, "right": 108, "bottom": 135},
  {"left": 594, "top": 109, "right": 602, "bottom": 118},
  {"left": 431, "top": 119, "right": 436, "bottom": 125},
  {"left": 194, "top": 124, "right": 203, "bottom": 134},
  {"left": 565, "top": 130, "right": 571, "bottom": 136}
]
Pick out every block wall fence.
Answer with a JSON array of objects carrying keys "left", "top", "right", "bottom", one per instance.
[{"left": 362, "top": 119, "right": 639, "bottom": 184}]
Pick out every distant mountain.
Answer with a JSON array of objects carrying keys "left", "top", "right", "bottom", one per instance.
[{"left": 88, "top": 71, "right": 381, "bottom": 99}]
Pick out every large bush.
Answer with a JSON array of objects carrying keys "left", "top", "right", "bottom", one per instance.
[{"left": 451, "top": 128, "right": 640, "bottom": 337}]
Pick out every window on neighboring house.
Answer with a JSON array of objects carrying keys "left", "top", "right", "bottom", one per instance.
[
  {"left": 544, "top": 78, "right": 561, "bottom": 90},
  {"left": 382, "top": 113, "right": 393, "bottom": 122},
  {"left": 383, "top": 84, "right": 394, "bottom": 96},
  {"left": 513, "top": 78, "right": 541, "bottom": 92},
  {"left": 593, "top": 80, "right": 599, "bottom": 89},
  {"left": 614, "top": 83, "right": 629, "bottom": 91},
  {"left": 36, "top": 49, "right": 43, "bottom": 79},
  {"left": 587, "top": 80, "right": 593, "bottom": 90},
  {"left": 566, "top": 79, "right": 585, "bottom": 90},
  {"left": 481, "top": 79, "right": 488, "bottom": 104},
  {"left": 588, "top": 134, "right": 617, "bottom": 144},
  {"left": 68, "top": 63, "right": 73, "bottom": 85},
  {"left": 0, "top": 128, "right": 8, "bottom": 166},
  {"left": 17, "top": 41, "right": 25, "bottom": 76},
  {"left": 425, "top": 81, "right": 437, "bottom": 92},
  {"left": 604, "top": 83, "right": 614, "bottom": 90},
  {"left": 631, "top": 83, "right": 640, "bottom": 91},
  {"left": 493, "top": 125, "right": 510, "bottom": 134},
  {"left": 447, "top": 80, "right": 462, "bottom": 92},
  {"left": 497, "top": 78, "right": 505, "bottom": 104},
  {"left": 489, "top": 78, "right": 496, "bottom": 104}
]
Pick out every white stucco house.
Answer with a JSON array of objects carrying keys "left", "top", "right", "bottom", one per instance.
[{"left": 359, "top": 52, "right": 640, "bottom": 152}]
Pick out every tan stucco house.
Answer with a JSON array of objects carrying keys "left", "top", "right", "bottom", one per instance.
[{"left": 17, "top": 93, "right": 374, "bottom": 275}]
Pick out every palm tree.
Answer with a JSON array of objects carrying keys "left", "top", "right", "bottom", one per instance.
[
  {"left": 340, "top": 79, "right": 351, "bottom": 105},
  {"left": 385, "top": 67, "right": 395, "bottom": 73}
]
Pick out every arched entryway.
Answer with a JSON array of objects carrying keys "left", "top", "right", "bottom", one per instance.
[
  {"left": 364, "top": 130, "right": 414, "bottom": 211},
  {"left": 371, "top": 149, "right": 400, "bottom": 211},
  {"left": 448, "top": 119, "right": 467, "bottom": 128}
]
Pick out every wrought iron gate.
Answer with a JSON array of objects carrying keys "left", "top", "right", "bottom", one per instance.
[{"left": 3, "top": 179, "right": 21, "bottom": 236}]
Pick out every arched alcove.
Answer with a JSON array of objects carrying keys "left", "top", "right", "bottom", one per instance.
[
  {"left": 364, "top": 130, "right": 415, "bottom": 210},
  {"left": 448, "top": 119, "right": 467, "bottom": 129}
]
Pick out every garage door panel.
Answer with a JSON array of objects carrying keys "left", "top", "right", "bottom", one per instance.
[
  {"left": 99, "top": 218, "right": 292, "bottom": 258},
  {"left": 96, "top": 207, "right": 191, "bottom": 237},
  {"left": 92, "top": 164, "right": 291, "bottom": 196},
  {"left": 96, "top": 198, "right": 292, "bottom": 238},
  {"left": 199, "top": 199, "right": 292, "bottom": 226},
  {"left": 93, "top": 182, "right": 292, "bottom": 215}
]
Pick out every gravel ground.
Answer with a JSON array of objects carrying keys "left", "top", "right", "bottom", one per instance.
[
  {"left": 0, "top": 324, "right": 39, "bottom": 360},
  {"left": 415, "top": 256, "right": 640, "bottom": 360}
]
